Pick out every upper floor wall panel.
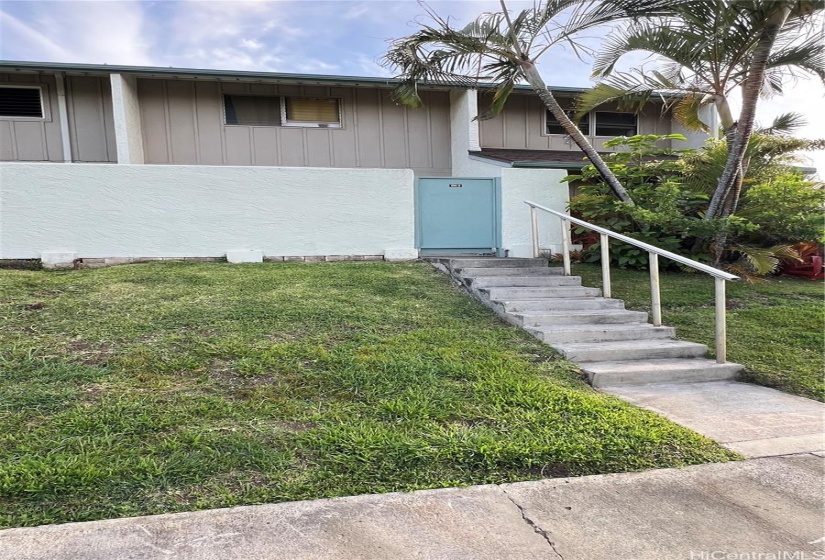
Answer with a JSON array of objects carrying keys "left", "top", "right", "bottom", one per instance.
[
  {"left": 136, "top": 79, "right": 452, "bottom": 175},
  {"left": 479, "top": 93, "right": 672, "bottom": 152},
  {"left": 0, "top": 73, "right": 63, "bottom": 162},
  {"left": 65, "top": 76, "right": 117, "bottom": 163},
  {"left": 0, "top": 72, "right": 116, "bottom": 163}
]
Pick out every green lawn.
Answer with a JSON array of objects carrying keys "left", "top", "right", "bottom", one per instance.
[
  {"left": 0, "top": 262, "right": 736, "bottom": 528},
  {"left": 571, "top": 263, "right": 824, "bottom": 401}
]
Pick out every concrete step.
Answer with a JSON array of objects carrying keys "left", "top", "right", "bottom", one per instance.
[
  {"left": 442, "top": 257, "right": 548, "bottom": 270},
  {"left": 482, "top": 286, "right": 602, "bottom": 300},
  {"left": 455, "top": 267, "right": 564, "bottom": 277},
  {"left": 554, "top": 339, "right": 708, "bottom": 362},
  {"left": 464, "top": 276, "right": 582, "bottom": 288},
  {"left": 582, "top": 358, "right": 743, "bottom": 387},
  {"left": 497, "top": 298, "right": 625, "bottom": 313},
  {"left": 528, "top": 323, "right": 675, "bottom": 344},
  {"left": 513, "top": 309, "right": 648, "bottom": 327}
]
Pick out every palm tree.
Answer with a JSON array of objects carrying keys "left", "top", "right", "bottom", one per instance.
[
  {"left": 577, "top": 0, "right": 824, "bottom": 221},
  {"left": 707, "top": 1, "right": 823, "bottom": 222},
  {"left": 381, "top": 0, "right": 678, "bottom": 205}
]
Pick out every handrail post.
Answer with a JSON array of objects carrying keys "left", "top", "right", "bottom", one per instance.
[
  {"left": 561, "top": 218, "right": 571, "bottom": 276},
  {"left": 530, "top": 206, "right": 539, "bottom": 258},
  {"left": 715, "top": 277, "right": 727, "bottom": 363},
  {"left": 600, "top": 233, "right": 611, "bottom": 298},
  {"left": 649, "top": 253, "right": 662, "bottom": 326}
]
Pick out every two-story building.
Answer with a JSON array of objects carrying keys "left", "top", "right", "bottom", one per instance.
[{"left": 0, "top": 61, "right": 714, "bottom": 266}]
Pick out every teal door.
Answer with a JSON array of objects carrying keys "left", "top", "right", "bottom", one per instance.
[{"left": 416, "top": 178, "right": 501, "bottom": 255}]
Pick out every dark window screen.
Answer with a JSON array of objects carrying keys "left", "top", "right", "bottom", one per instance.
[{"left": 0, "top": 87, "right": 43, "bottom": 118}]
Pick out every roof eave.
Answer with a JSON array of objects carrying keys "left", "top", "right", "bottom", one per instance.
[
  {"left": 511, "top": 161, "right": 587, "bottom": 169},
  {"left": 0, "top": 61, "right": 644, "bottom": 96}
]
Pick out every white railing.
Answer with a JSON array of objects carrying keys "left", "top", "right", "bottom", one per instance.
[{"left": 526, "top": 200, "right": 739, "bottom": 364}]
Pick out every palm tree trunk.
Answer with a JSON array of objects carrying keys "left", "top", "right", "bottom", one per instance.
[
  {"left": 521, "top": 63, "right": 635, "bottom": 205},
  {"left": 706, "top": 3, "right": 792, "bottom": 221},
  {"left": 714, "top": 95, "right": 735, "bottom": 132}
]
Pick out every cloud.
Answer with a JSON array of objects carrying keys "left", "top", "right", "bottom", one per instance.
[
  {"left": 240, "top": 38, "right": 264, "bottom": 51},
  {"left": 0, "top": 1, "right": 152, "bottom": 65},
  {"left": 0, "top": 11, "right": 72, "bottom": 61}
]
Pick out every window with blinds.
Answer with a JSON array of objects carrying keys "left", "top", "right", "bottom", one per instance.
[
  {"left": 0, "top": 87, "right": 44, "bottom": 118},
  {"left": 284, "top": 97, "right": 341, "bottom": 127},
  {"left": 224, "top": 95, "right": 281, "bottom": 126},
  {"left": 223, "top": 95, "right": 342, "bottom": 128}
]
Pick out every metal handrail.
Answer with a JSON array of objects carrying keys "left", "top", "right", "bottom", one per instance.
[{"left": 525, "top": 200, "right": 739, "bottom": 364}]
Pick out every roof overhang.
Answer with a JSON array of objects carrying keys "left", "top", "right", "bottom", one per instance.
[
  {"left": 0, "top": 61, "right": 602, "bottom": 95},
  {"left": 0, "top": 60, "right": 416, "bottom": 89},
  {"left": 471, "top": 148, "right": 595, "bottom": 169}
]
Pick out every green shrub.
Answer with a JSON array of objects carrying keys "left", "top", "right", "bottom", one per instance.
[
  {"left": 738, "top": 173, "right": 825, "bottom": 244},
  {"left": 566, "top": 133, "right": 824, "bottom": 274},
  {"left": 567, "top": 134, "right": 724, "bottom": 269}
]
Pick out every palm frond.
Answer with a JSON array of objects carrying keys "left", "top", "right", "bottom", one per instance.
[
  {"left": 728, "top": 243, "right": 801, "bottom": 277},
  {"left": 672, "top": 93, "right": 714, "bottom": 131},
  {"left": 766, "top": 38, "right": 825, "bottom": 83},
  {"left": 759, "top": 112, "right": 807, "bottom": 135}
]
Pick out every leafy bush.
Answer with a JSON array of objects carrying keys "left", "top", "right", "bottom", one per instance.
[
  {"left": 738, "top": 173, "right": 825, "bottom": 244},
  {"left": 566, "top": 133, "right": 824, "bottom": 275},
  {"left": 567, "top": 134, "right": 724, "bottom": 269}
]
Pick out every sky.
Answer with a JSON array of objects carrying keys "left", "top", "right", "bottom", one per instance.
[{"left": 1, "top": 0, "right": 823, "bottom": 174}]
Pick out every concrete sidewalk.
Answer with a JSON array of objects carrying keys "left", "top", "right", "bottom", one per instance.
[
  {"left": 605, "top": 381, "right": 825, "bottom": 457},
  {"left": 2, "top": 454, "right": 823, "bottom": 560}
]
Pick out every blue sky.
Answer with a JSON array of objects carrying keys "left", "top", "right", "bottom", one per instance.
[{"left": 1, "top": 0, "right": 823, "bottom": 172}]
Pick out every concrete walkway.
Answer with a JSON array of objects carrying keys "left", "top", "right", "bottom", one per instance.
[
  {"left": 2, "top": 454, "right": 823, "bottom": 560},
  {"left": 605, "top": 381, "right": 825, "bottom": 458}
]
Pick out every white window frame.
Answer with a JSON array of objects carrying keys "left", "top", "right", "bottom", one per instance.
[
  {"left": 593, "top": 111, "right": 638, "bottom": 137},
  {"left": 220, "top": 93, "right": 344, "bottom": 129},
  {"left": 0, "top": 84, "right": 50, "bottom": 122},
  {"left": 280, "top": 96, "right": 343, "bottom": 129}
]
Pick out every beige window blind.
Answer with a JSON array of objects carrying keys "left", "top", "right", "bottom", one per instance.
[{"left": 285, "top": 98, "right": 340, "bottom": 123}]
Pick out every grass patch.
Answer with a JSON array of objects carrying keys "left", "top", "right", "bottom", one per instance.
[
  {"left": 0, "top": 262, "right": 737, "bottom": 528},
  {"left": 570, "top": 263, "right": 824, "bottom": 401}
]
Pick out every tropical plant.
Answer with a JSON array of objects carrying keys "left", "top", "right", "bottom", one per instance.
[
  {"left": 738, "top": 173, "right": 825, "bottom": 244},
  {"left": 578, "top": 0, "right": 825, "bottom": 223},
  {"left": 566, "top": 134, "right": 718, "bottom": 268},
  {"left": 381, "top": 0, "right": 678, "bottom": 205},
  {"left": 679, "top": 114, "right": 825, "bottom": 197},
  {"left": 567, "top": 131, "right": 824, "bottom": 277}
]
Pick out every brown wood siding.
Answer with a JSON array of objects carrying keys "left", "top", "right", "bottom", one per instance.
[
  {"left": 137, "top": 78, "right": 451, "bottom": 175},
  {"left": 66, "top": 76, "right": 117, "bottom": 163},
  {"left": 479, "top": 93, "right": 672, "bottom": 151},
  {"left": 0, "top": 73, "right": 64, "bottom": 162}
]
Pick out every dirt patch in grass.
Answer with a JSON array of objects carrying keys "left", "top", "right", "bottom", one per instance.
[{"left": 64, "top": 340, "right": 115, "bottom": 366}]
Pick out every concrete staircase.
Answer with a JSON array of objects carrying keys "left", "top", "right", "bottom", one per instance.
[{"left": 426, "top": 257, "right": 743, "bottom": 388}]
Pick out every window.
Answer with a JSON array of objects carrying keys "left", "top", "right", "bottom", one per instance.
[
  {"left": 0, "top": 86, "right": 44, "bottom": 118},
  {"left": 224, "top": 95, "right": 281, "bottom": 126},
  {"left": 595, "top": 112, "right": 638, "bottom": 136},
  {"left": 284, "top": 97, "right": 341, "bottom": 128},
  {"left": 223, "top": 95, "right": 342, "bottom": 128},
  {"left": 546, "top": 110, "right": 589, "bottom": 135}
]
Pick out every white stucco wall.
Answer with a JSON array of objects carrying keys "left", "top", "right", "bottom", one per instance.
[
  {"left": 110, "top": 74, "right": 145, "bottom": 164},
  {"left": 0, "top": 163, "right": 415, "bottom": 259},
  {"left": 450, "top": 89, "right": 483, "bottom": 176},
  {"left": 500, "top": 168, "right": 569, "bottom": 258},
  {"left": 671, "top": 105, "right": 719, "bottom": 149}
]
